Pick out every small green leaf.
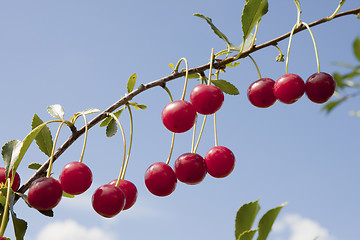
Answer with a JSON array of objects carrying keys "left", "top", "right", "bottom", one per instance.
[
  {"left": 28, "top": 163, "right": 42, "bottom": 170},
  {"left": 235, "top": 200, "right": 260, "bottom": 239},
  {"left": 226, "top": 62, "right": 241, "bottom": 68},
  {"left": 257, "top": 202, "right": 287, "bottom": 240},
  {"left": 194, "top": 13, "right": 233, "bottom": 47},
  {"left": 32, "top": 114, "right": 53, "bottom": 157},
  {"left": 127, "top": 73, "right": 137, "bottom": 93},
  {"left": 211, "top": 79, "right": 240, "bottom": 95},
  {"left": 321, "top": 98, "right": 346, "bottom": 114},
  {"left": 169, "top": 63, "right": 174, "bottom": 70},
  {"left": 333, "top": 73, "right": 345, "bottom": 89},
  {"left": 106, "top": 119, "right": 117, "bottom": 137},
  {"left": 353, "top": 37, "right": 360, "bottom": 61},
  {"left": 276, "top": 53, "right": 285, "bottom": 62},
  {"left": 63, "top": 191, "right": 75, "bottom": 198},
  {"left": 11, "top": 212, "right": 27, "bottom": 240},
  {"left": 242, "top": 0, "right": 268, "bottom": 43},
  {"left": 2, "top": 140, "right": 22, "bottom": 176},
  {"left": 47, "top": 104, "right": 65, "bottom": 120},
  {"left": 129, "top": 102, "right": 147, "bottom": 110},
  {"left": 238, "top": 230, "right": 257, "bottom": 240},
  {"left": 100, "top": 108, "right": 124, "bottom": 127},
  {"left": 38, "top": 209, "right": 54, "bottom": 217}
]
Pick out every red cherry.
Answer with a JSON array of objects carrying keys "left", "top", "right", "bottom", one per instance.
[
  {"left": 0, "top": 167, "right": 21, "bottom": 191},
  {"left": 305, "top": 72, "right": 336, "bottom": 103},
  {"left": 144, "top": 162, "right": 177, "bottom": 197},
  {"left": 161, "top": 100, "right": 197, "bottom": 133},
  {"left": 247, "top": 78, "right": 277, "bottom": 108},
  {"left": 27, "top": 177, "right": 63, "bottom": 211},
  {"left": 190, "top": 84, "right": 224, "bottom": 115},
  {"left": 92, "top": 184, "right": 126, "bottom": 218},
  {"left": 204, "top": 146, "right": 235, "bottom": 178},
  {"left": 59, "top": 162, "right": 93, "bottom": 195},
  {"left": 273, "top": 73, "right": 305, "bottom": 104},
  {"left": 109, "top": 179, "right": 137, "bottom": 210},
  {"left": 174, "top": 153, "right": 207, "bottom": 185}
]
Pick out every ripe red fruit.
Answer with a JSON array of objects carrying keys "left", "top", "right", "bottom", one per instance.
[
  {"left": 92, "top": 184, "right": 126, "bottom": 218},
  {"left": 305, "top": 72, "right": 336, "bottom": 103},
  {"left": 144, "top": 162, "right": 177, "bottom": 197},
  {"left": 59, "top": 162, "right": 93, "bottom": 195},
  {"left": 174, "top": 153, "right": 207, "bottom": 185},
  {"left": 247, "top": 78, "right": 277, "bottom": 108},
  {"left": 204, "top": 146, "right": 235, "bottom": 178},
  {"left": 0, "top": 167, "right": 21, "bottom": 191},
  {"left": 190, "top": 84, "right": 224, "bottom": 115},
  {"left": 273, "top": 73, "right": 305, "bottom": 104},
  {"left": 161, "top": 100, "right": 197, "bottom": 133},
  {"left": 27, "top": 177, "right": 63, "bottom": 211},
  {"left": 109, "top": 179, "right": 137, "bottom": 210}
]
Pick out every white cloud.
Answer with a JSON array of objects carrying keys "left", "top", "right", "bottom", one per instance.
[
  {"left": 36, "top": 220, "right": 117, "bottom": 240},
  {"left": 272, "top": 214, "right": 336, "bottom": 240}
]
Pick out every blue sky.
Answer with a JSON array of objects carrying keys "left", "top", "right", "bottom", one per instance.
[{"left": 0, "top": 1, "right": 359, "bottom": 240}]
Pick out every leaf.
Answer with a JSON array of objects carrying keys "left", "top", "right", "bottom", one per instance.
[
  {"left": 354, "top": 37, "right": 360, "bottom": 61},
  {"left": 38, "top": 209, "right": 54, "bottom": 217},
  {"left": 235, "top": 200, "right": 260, "bottom": 239},
  {"left": 276, "top": 53, "right": 285, "bottom": 62},
  {"left": 1, "top": 140, "right": 22, "bottom": 176},
  {"left": 321, "top": 98, "right": 346, "bottom": 114},
  {"left": 169, "top": 63, "right": 174, "bottom": 70},
  {"left": 333, "top": 72, "right": 345, "bottom": 89},
  {"left": 128, "top": 102, "right": 147, "bottom": 110},
  {"left": 32, "top": 114, "right": 53, "bottom": 157},
  {"left": 63, "top": 191, "right": 75, "bottom": 198},
  {"left": 28, "top": 163, "right": 42, "bottom": 170},
  {"left": 238, "top": 230, "right": 257, "bottom": 240},
  {"left": 106, "top": 119, "right": 117, "bottom": 138},
  {"left": 127, "top": 73, "right": 137, "bottom": 93},
  {"left": 47, "top": 104, "right": 65, "bottom": 120},
  {"left": 9, "top": 191, "right": 27, "bottom": 240},
  {"left": 194, "top": 13, "right": 233, "bottom": 47},
  {"left": 99, "top": 108, "right": 124, "bottom": 127},
  {"left": 226, "top": 62, "right": 241, "bottom": 68},
  {"left": 241, "top": 0, "right": 268, "bottom": 43},
  {"left": 71, "top": 108, "right": 101, "bottom": 123},
  {"left": 239, "top": 32, "right": 255, "bottom": 52},
  {"left": 257, "top": 202, "right": 287, "bottom": 240},
  {"left": 211, "top": 79, "right": 240, "bottom": 95}
]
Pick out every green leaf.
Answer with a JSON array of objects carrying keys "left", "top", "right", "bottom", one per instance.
[
  {"left": 235, "top": 200, "right": 260, "bottom": 239},
  {"left": 28, "top": 163, "right": 42, "bottom": 170},
  {"left": 127, "top": 73, "right": 137, "bottom": 93},
  {"left": 71, "top": 108, "right": 100, "bottom": 123},
  {"left": 47, "top": 104, "right": 65, "bottom": 120},
  {"left": 63, "top": 191, "right": 75, "bottom": 198},
  {"left": 38, "top": 209, "right": 54, "bottom": 217},
  {"left": 194, "top": 13, "right": 233, "bottom": 47},
  {"left": 226, "top": 62, "right": 241, "bottom": 68},
  {"left": 241, "top": 0, "right": 268, "bottom": 43},
  {"left": 211, "top": 79, "right": 240, "bottom": 95},
  {"left": 354, "top": 37, "right": 360, "bottom": 61},
  {"left": 257, "top": 202, "right": 287, "bottom": 240},
  {"left": 321, "top": 98, "right": 346, "bottom": 114},
  {"left": 238, "top": 230, "right": 257, "bottom": 240},
  {"left": 99, "top": 108, "right": 124, "bottom": 127},
  {"left": 32, "top": 114, "right": 53, "bottom": 157},
  {"left": 169, "top": 63, "right": 174, "bottom": 70},
  {"left": 333, "top": 73, "right": 345, "bottom": 89},
  {"left": 2, "top": 140, "right": 22, "bottom": 176},
  {"left": 9, "top": 191, "right": 27, "bottom": 240},
  {"left": 106, "top": 119, "right": 117, "bottom": 137},
  {"left": 128, "top": 102, "right": 147, "bottom": 110}
]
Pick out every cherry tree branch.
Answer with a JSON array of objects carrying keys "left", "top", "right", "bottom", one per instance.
[{"left": 16, "top": 7, "right": 360, "bottom": 200}]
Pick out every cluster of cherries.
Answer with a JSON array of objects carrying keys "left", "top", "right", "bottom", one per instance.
[
  {"left": 144, "top": 84, "right": 236, "bottom": 197},
  {"left": 247, "top": 72, "right": 336, "bottom": 107}
]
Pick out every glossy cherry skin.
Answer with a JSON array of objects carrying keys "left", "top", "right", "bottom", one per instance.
[
  {"left": 109, "top": 179, "right": 137, "bottom": 210},
  {"left": 161, "top": 100, "right": 197, "bottom": 133},
  {"left": 204, "top": 146, "right": 235, "bottom": 178},
  {"left": 59, "top": 162, "right": 93, "bottom": 195},
  {"left": 0, "top": 167, "right": 21, "bottom": 191},
  {"left": 273, "top": 73, "right": 305, "bottom": 104},
  {"left": 247, "top": 78, "right": 277, "bottom": 108},
  {"left": 92, "top": 184, "right": 126, "bottom": 218},
  {"left": 305, "top": 72, "right": 336, "bottom": 103},
  {"left": 174, "top": 153, "right": 207, "bottom": 185},
  {"left": 190, "top": 84, "right": 224, "bottom": 115},
  {"left": 27, "top": 177, "right": 63, "bottom": 211},
  {"left": 144, "top": 162, "right": 177, "bottom": 197}
]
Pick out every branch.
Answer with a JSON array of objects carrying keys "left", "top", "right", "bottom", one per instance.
[{"left": 15, "top": 7, "right": 360, "bottom": 200}]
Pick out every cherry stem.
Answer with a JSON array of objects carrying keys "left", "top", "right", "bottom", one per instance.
[
  {"left": 214, "top": 113, "right": 218, "bottom": 147},
  {"left": 0, "top": 180, "right": 11, "bottom": 237},
  {"left": 174, "top": 57, "right": 189, "bottom": 101},
  {"left": 208, "top": 48, "right": 215, "bottom": 85},
  {"left": 165, "top": 133, "right": 175, "bottom": 165},
  {"left": 106, "top": 113, "right": 127, "bottom": 187},
  {"left": 162, "top": 85, "right": 174, "bottom": 102},
  {"left": 293, "top": 0, "right": 302, "bottom": 26},
  {"left": 302, "top": 22, "right": 321, "bottom": 73},
  {"left": 120, "top": 105, "right": 134, "bottom": 180},
  {"left": 193, "top": 115, "right": 207, "bottom": 153},
  {"left": 285, "top": 23, "right": 298, "bottom": 74},
  {"left": 248, "top": 55, "right": 262, "bottom": 79},
  {"left": 47, "top": 121, "right": 66, "bottom": 178},
  {"left": 327, "top": 0, "right": 346, "bottom": 20},
  {"left": 78, "top": 114, "right": 88, "bottom": 163}
]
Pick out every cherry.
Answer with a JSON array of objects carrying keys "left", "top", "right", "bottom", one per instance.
[
  {"left": 247, "top": 78, "right": 277, "bottom": 108},
  {"left": 174, "top": 153, "right": 207, "bottom": 185},
  {"left": 190, "top": 84, "right": 224, "bottom": 115},
  {"left": 161, "top": 100, "right": 197, "bottom": 133},
  {"left": 109, "top": 179, "right": 137, "bottom": 210},
  {"left": 273, "top": 73, "right": 305, "bottom": 104},
  {"left": 305, "top": 72, "right": 336, "bottom": 103},
  {"left": 204, "top": 146, "right": 235, "bottom": 178},
  {"left": 144, "top": 162, "right": 177, "bottom": 197},
  {"left": 27, "top": 177, "right": 63, "bottom": 211},
  {"left": 92, "top": 184, "right": 126, "bottom": 218},
  {"left": 59, "top": 162, "right": 93, "bottom": 195},
  {"left": 0, "top": 167, "right": 21, "bottom": 191}
]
